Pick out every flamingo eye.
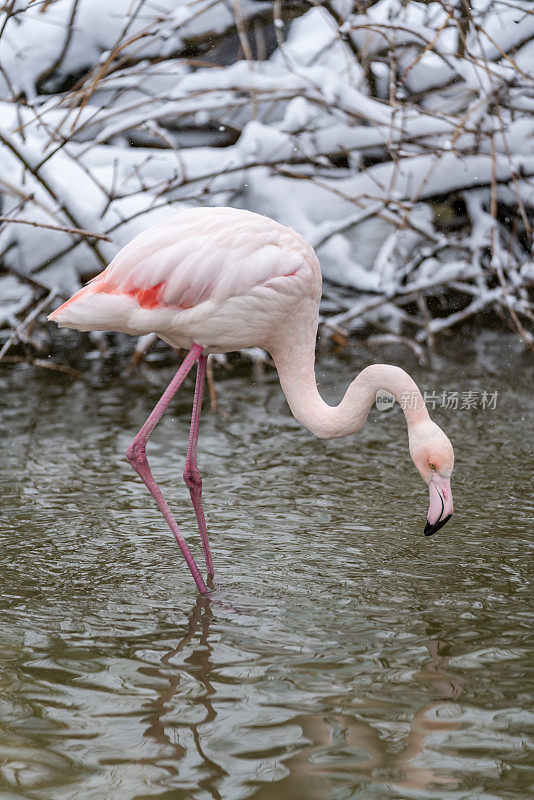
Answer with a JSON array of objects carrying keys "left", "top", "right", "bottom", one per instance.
[{"left": 430, "top": 462, "right": 436, "bottom": 470}]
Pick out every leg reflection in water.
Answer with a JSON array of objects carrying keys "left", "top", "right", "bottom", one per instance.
[{"left": 141, "top": 595, "right": 227, "bottom": 798}]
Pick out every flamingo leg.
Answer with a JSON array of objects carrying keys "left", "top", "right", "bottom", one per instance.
[
  {"left": 126, "top": 343, "right": 209, "bottom": 595},
  {"left": 183, "top": 354, "right": 214, "bottom": 577}
]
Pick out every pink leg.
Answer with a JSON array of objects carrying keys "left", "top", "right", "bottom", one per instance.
[
  {"left": 183, "top": 354, "right": 214, "bottom": 577},
  {"left": 126, "top": 344, "right": 209, "bottom": 595}
]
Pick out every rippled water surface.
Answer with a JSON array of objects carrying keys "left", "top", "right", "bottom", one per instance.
[{"left": 1, "top": 332, "right": 533, "bottom": 800}]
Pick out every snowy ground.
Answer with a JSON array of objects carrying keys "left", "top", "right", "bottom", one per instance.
[{"left": 0, "top": 0, "right": 533, "bottom": 364}]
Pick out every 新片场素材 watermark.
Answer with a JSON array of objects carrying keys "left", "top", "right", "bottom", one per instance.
[{"left": 375, "top": 390, "right": 498, "bottom": 411}]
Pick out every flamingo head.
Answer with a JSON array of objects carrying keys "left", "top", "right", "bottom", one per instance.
[{"left": 408, "top": 420, "right": 454, "bottom": 536}]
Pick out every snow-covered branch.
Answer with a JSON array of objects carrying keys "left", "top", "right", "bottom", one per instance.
[{"left": 1, "top": 0, "right": 533, "bottom": 364}]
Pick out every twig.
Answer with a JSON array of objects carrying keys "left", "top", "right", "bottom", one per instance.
[
  {"left": 206, "top": 355, "right": 218, "bottom": 413},
  {"left": 0, "top": 355, "right": 83, "bottom": 378},
  {"left": 35, "top": 0, "right": 80, "bottom": 91},
  {"left": 0, "top": 130, "right": 108, "bottom": 266},
  {"left": 0, "top": 217, "right": 111, "bottom": 241},
  {"left": 0, "top": 289, "right": 58, "bottom": 361},
  {"left": 365, "top": 334, "right": 430, "bottom": 367}
]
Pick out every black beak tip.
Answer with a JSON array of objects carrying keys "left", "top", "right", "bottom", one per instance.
[{"left": 424, "top": 514, "right": 452, "bottom": 537}]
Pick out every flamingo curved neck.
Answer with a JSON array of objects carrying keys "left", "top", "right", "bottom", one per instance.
[{"left": 271, "top": 343, "right": 430, "bottom": 440}]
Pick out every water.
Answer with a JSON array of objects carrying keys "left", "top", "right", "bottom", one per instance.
[{"left": 1, "top": 331, "right": 532, "bottom": 800}]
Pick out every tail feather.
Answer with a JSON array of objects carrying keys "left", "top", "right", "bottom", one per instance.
[
  {"left": 48, "top": 284, "right": 130, "bottom": 332},
  {"left": 48, "top": 282, "right": 172, "bottom": 335},
  {"left": 48, "top": 284, "right": 90, "bottom": 323}
]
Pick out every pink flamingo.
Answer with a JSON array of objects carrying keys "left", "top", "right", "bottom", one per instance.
[{"left": 49, "top": 207, "right": 454, "bottom": 595}]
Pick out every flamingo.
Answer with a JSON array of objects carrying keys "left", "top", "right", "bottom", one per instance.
[{"left": 48, "top": 206, "right": 454, "bottom": 596}]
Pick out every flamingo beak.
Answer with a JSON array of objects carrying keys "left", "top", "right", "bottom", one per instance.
[{"left": 424, "top": 475, "right": 453, "bottom": 536}]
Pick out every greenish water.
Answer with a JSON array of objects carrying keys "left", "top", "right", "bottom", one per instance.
[{"left": 1, "top": 332, "right": 533, "bottom": 800}]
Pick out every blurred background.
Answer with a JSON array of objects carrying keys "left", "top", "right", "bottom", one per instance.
[
  {"left": 0, "top": 0, "right": 533, "bottom": 365},
  {"left": 0, "top": 3, "right": 533, "bottom": 800}
]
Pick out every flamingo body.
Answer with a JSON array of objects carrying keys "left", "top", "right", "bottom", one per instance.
[
  {"left": 50, "top": 207, "right": 321, "bottom": 354},
  {"left": 49, "top": 206, "right": 455, "bottom": 596}
]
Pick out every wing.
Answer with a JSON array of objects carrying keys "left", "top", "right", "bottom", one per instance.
[{"left": 92, "top": 207, "right": 309, "bottom": 310}]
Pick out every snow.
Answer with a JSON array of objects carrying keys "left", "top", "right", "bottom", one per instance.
[
  {"left": 0, "top": 0, "right": 266, "bottom": 98},
  {"left": 0, "top": 0, "right": 532, "bottom": 350}
]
